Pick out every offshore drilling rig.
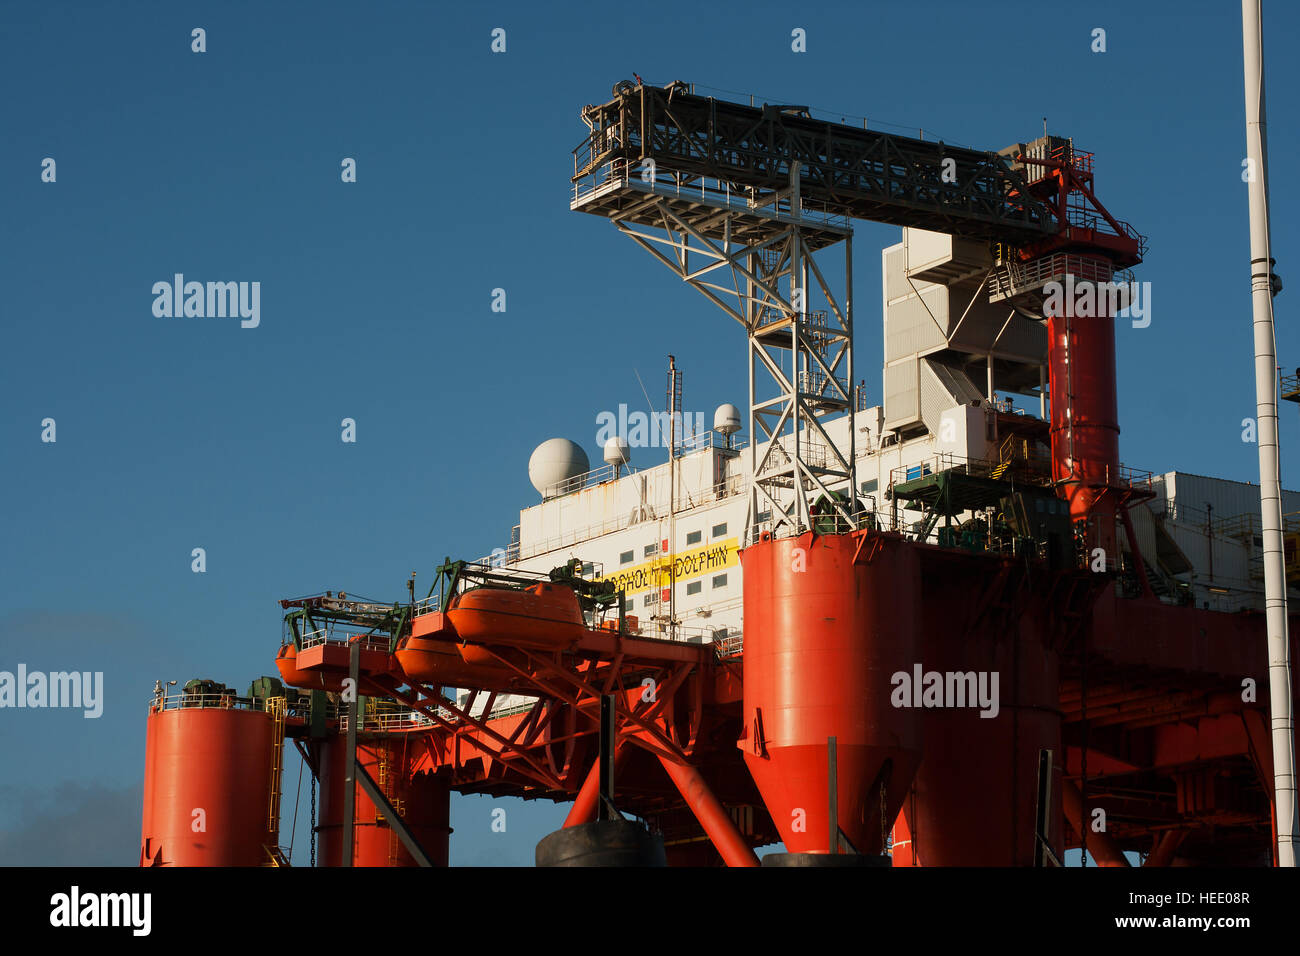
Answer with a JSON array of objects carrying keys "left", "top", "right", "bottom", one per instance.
[{"left": 140, "top": 80, "right": 1298, "bottom": 868}]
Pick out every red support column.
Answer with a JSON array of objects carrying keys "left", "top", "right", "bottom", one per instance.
[
  {"left": 1062, "top": 778, "right": 1130, "bottom": 867},
  {"left": 1143, "top": 830, "right": 1186, "bottom": 867},
  {"left": 1048, "top": 298, "right": 1120, "bottom": 561},
  {"left": 890, "top": 801, "right": 918, "bottom": 867},
  {"left": 563, "top": 742, "right": 627, "bottom": 828},
  {"left": 657, "top": 754, "right": 760, "bottom": 867}
]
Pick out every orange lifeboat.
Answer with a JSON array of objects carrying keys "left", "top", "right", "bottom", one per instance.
[
  {"left": 275, "top": 643, "right": 345, "bottom": 692},
  {"left": 446, "top": 583, "right": 586, "bottom": 650},
  {"left": 393, "top": 635, "right": 517, "bottom": 691},
  {"left": 456, "top": 642, "right": 533, "bottom": 675}
]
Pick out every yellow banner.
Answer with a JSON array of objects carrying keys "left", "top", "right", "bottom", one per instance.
[{"left": 595, "top": 537, "right": 739, "bottom": 596}]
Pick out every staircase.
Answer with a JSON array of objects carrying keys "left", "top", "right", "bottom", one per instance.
[
  {"left": 992, "top": 433, "right": 1020, "bottom": 480},
  {"left": 993, "top": 432, "right": 1050, "bottom": 483},
  {"left": 263, "top": 844, "right": 290, "bottom": 867}
]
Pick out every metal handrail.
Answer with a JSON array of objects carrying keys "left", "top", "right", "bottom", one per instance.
[
  {"left": 713, "top": 631, "right": 744, "bottom": 659},
  {"left": 1213, "top": 509, "right": 1300, "bottom": 540},
  {"left": 540, "top": 460, "right": 636, "bottom": 499},
  {"left": 339, "top": 709, "right": 445, "bottom": 732},
  {"left": 537, "top": 432, "right": 748, "bottom": 505},
  {"left": 1114, "top": 464, "right": 1153, "bottom": 492},
  {"left": 500, "top": 475, "right": 749, "bottom": 565},
  {"left": 412, "top": 595, "right": 441, "bottom": 616},
  {"left": 474, "top": 435, "right": 749, "bottom": 566},
  {"left": 675, "top": 431, "right": 749, "bottom": 455},
  {"left": 671, "top": 471, "right": 747, "bottom": 514},
  {"left": 149, "top": 688, "right": 454, "bottom": 727},
  {"left": 300, "top": 631, "right": 389, "bottom": 652},
  {"left": 989, "top": 252, "right": 1116, "bottom": 301},
  {"left": 573, "top": 162, "right": 852, "bottom": 232},
  {"left": 149, "top": 692, "right": 263, "bottom": 713},
  {"left": 890, "top": 453, "right": 954, "bottom": 487}
]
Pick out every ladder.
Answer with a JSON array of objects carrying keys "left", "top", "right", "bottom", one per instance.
[
  {"left": 375, "top": 744, "right": 389, "bottom": 823},
  {"left": 267, "top": 697, "right": 286, "bottom": 835},
  {"left": 260, "top": 696, "right": 289, "bottom": 868},
  {"left": 387, "top": 796, "right": 406, "bottom": 867},
  {"left": 667, "top": 360, "right": 683, "bottom": 453}
]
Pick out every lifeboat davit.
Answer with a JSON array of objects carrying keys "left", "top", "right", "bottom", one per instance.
[
  {"left": 393, "top": 635, "right": 518, "bottom": 691},
  {"left": 275, "top": 643, "right": 345, "bottom": 692},
  {"left": 446, "top": 583, "right": 587, "bottom": 650}
]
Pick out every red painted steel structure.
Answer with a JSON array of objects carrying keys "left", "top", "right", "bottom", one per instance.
[
  {"left": 142, "top": 552, "right": 1299, "bottom": 865},
  {"left": 140, "top": 703, "right": 277, "bottom": 866},
  {"left": 741, "top": 531, "right": 920, "bottom": 856},
  {"left": 139, "top": 88, "right": 1298, "bottom": 868},
  {"left": 904, "top": 555, "right": 1068, "bottom": 865},
  {"left": 315, "top": 735, "right": 451, "bottom": 867},
  {"left": 1049, "top": 308, "right": 1121, "bottom": 557},
  {"left": 1016, "top": 142, "right": 1143, "bottom": 564}
]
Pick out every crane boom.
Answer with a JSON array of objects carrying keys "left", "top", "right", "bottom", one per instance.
[{"left": 573, "top": 82, "right": 1143, "bottom": 266}]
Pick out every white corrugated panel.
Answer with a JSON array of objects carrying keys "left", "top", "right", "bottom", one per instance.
[
  {"left": 1164, "top": 472, "right": 1300, "bottom": 522},
  {"left": 902, "top": 228, "right": 990, "bottom": 283},
  {"left": 919, "top": 361, "right": 948, "bottom": 436},
  {"left": 885, "top": 290, "right": 948, "bottom": 361},
  {"left": 1125, "top": 504, "right": 1160, "bottom": 568},
  {"left": 883, "top": 244, "right": 907, "bottom": 298},
  {"left": 884, "top": 359, "right": 920, "bottom": 431},
  {"left": 919, "top": 359, "right": 983, "bottom": 437}
]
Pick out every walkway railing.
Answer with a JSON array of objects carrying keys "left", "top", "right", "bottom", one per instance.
[{"left": 572, "top": 159, "right": 853, "bottom": 233}]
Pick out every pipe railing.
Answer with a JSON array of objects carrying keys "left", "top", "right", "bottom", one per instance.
[
  {"left": 299, "top": 631, "right": 390, "bottom": 653},
  {"left": 412, "top": 595, "right": 441, "bottom": 616},
  {"left": 572, "top": 160, "right": 853, "bottom": 232},
  {"left": 148, "top": 692, "right": 262, "bottom": 713}
]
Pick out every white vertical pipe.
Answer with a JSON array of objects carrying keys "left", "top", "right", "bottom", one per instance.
[{"left": 1242, "top": 0, "right": 1296, "bottom": 867}]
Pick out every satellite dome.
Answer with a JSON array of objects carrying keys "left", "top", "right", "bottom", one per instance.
[
  {"left": 714, "top": 403, "right": 742, "bottom": 436},
  {"left": 603, "top": 436, "right": 631, "bottom": 466},
  {"left": 528, "top": 438, "right": 590, "bottom": 497}
]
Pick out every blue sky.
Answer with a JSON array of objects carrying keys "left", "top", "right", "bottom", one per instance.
[{"left": 2, "top": 0, "right": 1296, "bottom": 865}]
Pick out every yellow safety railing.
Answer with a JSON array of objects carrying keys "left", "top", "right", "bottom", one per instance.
[{"left": 263, "top": 844, "right": 289, "bottom": 867}]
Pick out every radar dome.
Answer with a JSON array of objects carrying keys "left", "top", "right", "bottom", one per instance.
[
  {"left": 714, "top": 403, "right": 742, "bottom": 435},
  {"left": 603, "top": 436, "right": 631, "bottom": 466},
  {"left": 528, "top": 438, "right": 590, "bottom": 497}
]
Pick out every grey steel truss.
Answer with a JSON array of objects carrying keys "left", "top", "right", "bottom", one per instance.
[{"left": 573, "top": 153, "right": 857, "bottom": 541}]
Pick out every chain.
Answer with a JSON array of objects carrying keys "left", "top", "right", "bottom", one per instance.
[
  {"left": 880, "top": 779, "right": 888, "bottom": 853},
  {"left": 310, "top": 774, "right": 317, "bottom": 868},
  {"left": 1081, "top": 626, "right": 1088, "bottom": 868}
]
